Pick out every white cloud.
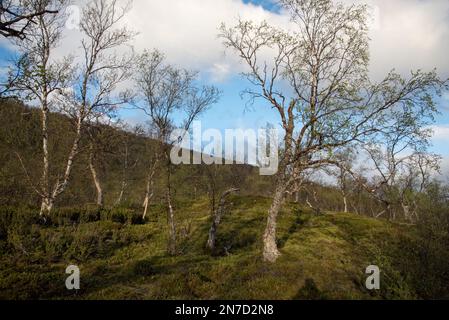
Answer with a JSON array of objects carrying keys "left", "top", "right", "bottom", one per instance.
[
  {"left": 115, "top": 0, "right": 449, "bottom": 82},
  {"left": 118, "top": 0, "right": 289, "bottom": 81},
  {"left": 1, "top": 0, "right": 448, "bottom": 82},
  {"left": 207, "top": 62, "right": 232, "bottom": 83},
  {"left": 362, "top": 0, "right": 449, "bottom": 80},
  {"left": 6, "top": 0, "right": 447, "bottom": 83},
  {"left": 430, "top": 125, "right": 449, "bottom": 141}
]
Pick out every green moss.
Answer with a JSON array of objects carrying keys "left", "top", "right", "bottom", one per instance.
[{"left": 0, "top": 197, "right": 440, "bottom": 299}]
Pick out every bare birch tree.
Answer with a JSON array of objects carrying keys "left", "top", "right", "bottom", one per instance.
[
  {"left": 7, "top": 0, "right": 72, "bottom": 215},
  {"left": 134, "top": 49, "right": 220, "bottom": 255},
  {"left": 398, "top": 153, "right": 441, "bottom": 221},
  {"left": 360, "top": 140, "right": 441, "bottom": 221},
  {"left": 206, "top": 187, "right": 239, "bottom": 252},
  {"left": 50, "top": 0, "right": 135, "bottom": 213},
  {"left": 86, "top": 117, "right": 118, "bottom": 207},
  {"left": 9, "top": 0, "right": 135, "bottom": 215},
  {"left": 220, "top": 0, "right": 446, "bottom": 262},
  {"left": 328, "top": 149, "right": 357, "bottom": 213},
  {"left": 114, "top": 124, "right": 141, "bottom": 206}
]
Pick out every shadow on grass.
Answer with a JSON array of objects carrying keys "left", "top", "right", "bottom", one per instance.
[{"left": 278, "top": 209, "right": 310, "bottom": 249}]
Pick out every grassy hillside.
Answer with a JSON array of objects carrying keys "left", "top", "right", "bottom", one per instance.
[
  {"left": 0, "top": 196, "right": 430, "bottom": 300},
  {"left": 1, "top": 100, "right": 448, "bottom": 300}
]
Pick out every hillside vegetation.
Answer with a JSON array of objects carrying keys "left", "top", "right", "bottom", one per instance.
[
  {"left": 1, "top": 100, "right": 449, "bottom": 300},
  {"left": 1, "top": 196, "right": 446, "bottom": 300},
  {"left": 1, "top": 0, "right": 449, "bottom": 302}
]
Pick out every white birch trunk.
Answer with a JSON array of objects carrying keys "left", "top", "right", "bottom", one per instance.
[
  {"left": 206, "top": 188, "right": 239, "bottom": 251},
  {"left": 263, "top": 182, "right": 286, "bottom": 262},
  {"left": 89, "top": 145, "right": 103, "bottom": 207}
]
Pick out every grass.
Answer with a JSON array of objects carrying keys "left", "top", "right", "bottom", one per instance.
[{"left": 0, "top": 196, "right": 423, "bottom": 300}]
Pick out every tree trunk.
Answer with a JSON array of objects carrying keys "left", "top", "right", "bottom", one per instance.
[
  {"left": 402, "top": 203, "right": 412, "bottom": 222},
  {"left": 142, "top": 160, "right": 158, "bottom": 219},
  {"left": 89, "top": 145, "right": 103, "bottom": 207},
  {"left": 40, "top": 196, "right": 54, "bottom": 217},
  {"left": 207, "top": 188, "right": 239, "bottom": 251},
  {"left": 115, "top": 180, "right": 126, "bottom": 206},
  {"left": 40, "top": 104, "right": 50, "bottom": 217},
  {"left": 263, "top": 182, "right": 287, "bottom": 263},
  {"left": 167, "top": 187, "right": 176, "bottom": 255},
  {"left": 343, "top": 195, "right": 348, "bottom": 213},
  {"left": 388, "top": 204, "right": 395, "bottom": 221},
  {"left": 142, "top": 178, "right": 154, "bottom": 220},
  {"left": 47, "top": 118, "right": 82, "bottom": 213}
]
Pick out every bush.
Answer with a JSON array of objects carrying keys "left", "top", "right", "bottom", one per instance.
[
  {"left": 54, "top": 207, "right": 101, "bottom": 225},
  {"left": 0, "top": 206, "right": 139, "bottom": 262},
  {"left": 64, "top": 221, "right": 130, "bottom": 262},
  {"left": 41, "top": 207, "right": 144, "bottom": 227},
  {"left": 39, "top": 229, "right": 74, "bottom": 262},
  {"left": 0, "top": 206, "right": 15, "bottom": 240},
  {"left": 133, "top": 259, "right": 157, "bottom": 276},
  {"left": 1, "top": 206, "right": 42, "bottom": 256},
  {"left": 0, "top": 268, "right": 66, "bottom": 300}
]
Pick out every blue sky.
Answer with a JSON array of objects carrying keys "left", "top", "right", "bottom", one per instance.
[
  {"left": 1, "top": 0, "right": 449, "bottom": 163},
  {"left": 243, "top": 0, "right": 281, "bottom": 12}
]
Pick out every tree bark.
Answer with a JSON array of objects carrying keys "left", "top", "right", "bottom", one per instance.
[
  {"left": 142, "top": 178, "right": 154, "bottom": 220},
  {"left": 343, "top": 194, "right": 348, "bottom": 213},
  {"left": 402, "top": 203, "right": 411, "bottom": 222},
  {"left": 89, "top": 145, "right": 103, "bottom": 207},
  {"left": 295, "top": 191, "right": 300, "bottom": 203},
  {"left": 39, "top": 102, "right": 50, "bottom": 217},
  {"left": 167, "top": 186, "right": 176, "bottom": 255},
  {"left": 46, "top": 117, "right": 82, "bottom": 213},
  {"left": 115, "top": 180, "right": 126, "bottom": 206},
  {"left": 40, "top": 196, "right": 53, "bottom": 217},
  {"left": 206, "top": 188, "right": 239, "bottom": 251},
  {"left": 263, "top": 182, "right": 287, "bottom": 262},
  {"left": 142, "top": 160, "right": 158, "bottom": 219}
]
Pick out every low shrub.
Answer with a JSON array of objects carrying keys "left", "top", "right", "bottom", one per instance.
[
  {"left": 64, "top": 221, "right": 130, "bottom": 262},
  {"left": 133, "top": 259, "right": 157, "bottom": 276}
]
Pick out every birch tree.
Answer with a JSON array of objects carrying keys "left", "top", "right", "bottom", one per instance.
[
  {"left": 8, "top": 0, "right": 72, "bottom": 215},
  {"left": 220, "top": 0, "right": 446, "bottom": 262},
  {"left": 10, "top": 0, "right": 135, "bottom": 215},
  {"left": 206, "top": 187, "right": 239, "bottom": 252},
  {"left": 329, "top": 149, "right": 356, "bottom": 213},
  {"left": 398, "top": 153, "right": 441, "bottom": 221},
  {"left": 114, "top": 124, "right": 141, "bottom": 206},
  {"left": 135, "top": 49, "right": 220, "bottom": 255},
  {"left": 86, "top": 118, "right": 117, "bottom": 207},
  {"left": 360, "top": 142, "right": 441, "bottom": 221},
  {"left": 51, "top": 0, "right": 135, "bottom": 213}
]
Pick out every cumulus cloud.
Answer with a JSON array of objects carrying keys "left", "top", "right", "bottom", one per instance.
[
  {"left": 361, "top": 0, "right": 449, "bottom": 80},
  {"left": 118, "top": 0, "right": 289, "bottom": 81},
  {"left": 5, "top": 0, "right": 448, "bottom": 83},
  {"left": 114, "top": 0, "right": 449, "bottom": 82}
]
